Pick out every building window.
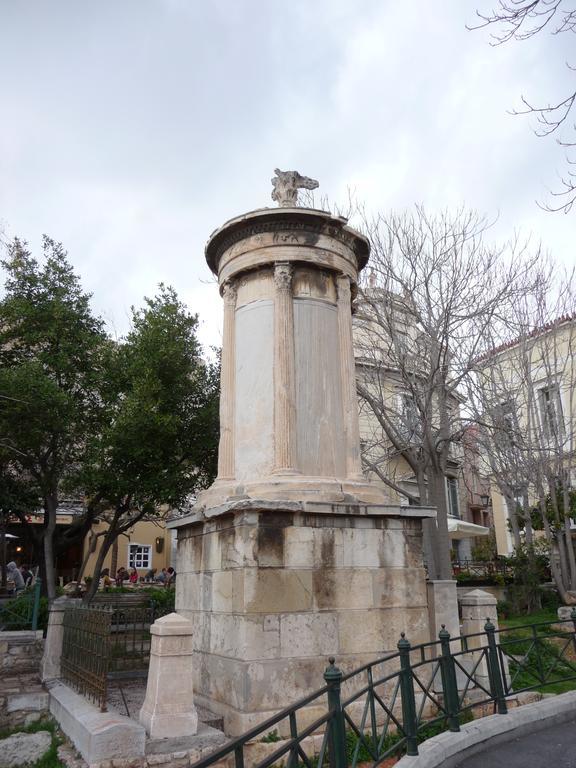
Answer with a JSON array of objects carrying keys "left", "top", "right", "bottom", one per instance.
[
  {"left": 128, "top": 544, "right": 151, "bottom": 570},
  {"left": 539, "top": 385, "right": 563, "bottom": 439},
  {"left": 446, "top": 477, "right": 460, "bottom": 518}
]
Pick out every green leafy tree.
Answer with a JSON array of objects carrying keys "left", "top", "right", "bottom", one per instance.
[
  {"left": 81, "top": 286, "right": 219, "bottom": 600},
  {"left": 0, "top": 237, "right": 107, "bottom": 599},
  {"left": 0, "top": 462, "right": 40, "bottom": 588}
]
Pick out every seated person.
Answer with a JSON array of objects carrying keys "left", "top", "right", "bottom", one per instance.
[
  {"left": 7, "top": 561, "right": 25, "bottom": 594},
  {"left": 166, "top": 566, "right": 177, "bottom": 587},
  {"left": 20, "top": 564, "right": 33, "bottom": 586},
  {"left": 115, "top": 567, "right": 129, "bottom": 587},
  {"left": 155, "top": 568, "right": 168, "bottom": 584},
  {"left": 100, "top": 568, "right": 113, "bottom": 591},
  {"left": 129, "top": 568, "right": 138, "bottom": 584}
]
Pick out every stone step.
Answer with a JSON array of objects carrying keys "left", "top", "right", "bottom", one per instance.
[
  {"left": 0, "top": 673, "right": 42, "bottom": 694},
  {"left": 196, "top": 705, "right": 224, "bottom": 731},
  {"left": 5, "top": 689, "right": 50, "bottom": 714}
]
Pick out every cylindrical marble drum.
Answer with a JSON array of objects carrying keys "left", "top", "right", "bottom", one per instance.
[{"left": 201, "top": 206, "right": 388, "bottom": 507}]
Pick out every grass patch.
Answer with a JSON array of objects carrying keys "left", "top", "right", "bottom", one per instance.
[
  {"left": 260, "top": 729, "right": 282, "bottom": 743},
  {"left": 0, "top": 717, "right": 65, "bottom": 768},
  {"left": 500, "top": 609, "right": 559, "bottom": 629},
  {"left": 344, "top": 709, "right": 475, "bottom": 763},
  {"left": 501, "top": 627, "right": 576, "bottom": 695}
]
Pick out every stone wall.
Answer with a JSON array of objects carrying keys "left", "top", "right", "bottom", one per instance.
[
  {"left": 176, "top": 506, "right": 429, "bottom": 734},
  {"left": 0, "top": 630, "right": 49, "bottom": 728}
]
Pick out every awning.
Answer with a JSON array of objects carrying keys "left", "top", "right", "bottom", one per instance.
[{"left": 447, "top": 517, "right": 490, "bottom": 540}]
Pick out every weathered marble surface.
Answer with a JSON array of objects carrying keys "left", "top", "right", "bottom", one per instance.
[
  {"left": 170, "top": 203, "right": 434, "bottom": 736},
  {"left": 174, "top": 505, "right": 429, "bottom": 735}
]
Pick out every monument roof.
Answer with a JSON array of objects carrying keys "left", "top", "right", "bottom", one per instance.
[{"left": 204, "top": 206, "right": 370, "bottom": 275}]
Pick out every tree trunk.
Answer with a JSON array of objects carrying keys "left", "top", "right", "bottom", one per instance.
[
  {"left": 427, "top": 470, "right": 452, "bottom": 581},
  {"left": 520, "top": 490, "right": 533, "bottom": 546},
  {"left": 563, "top": 492, "right": 576, "bottom": 590},
  {"left": 540, "top": 504, "right": 570, "bottom": 602},
  {"left": 0, "top": 524, "right": 6, "bottom": 590},
  {"left": 84, "top": 532, "right": 115, "bottom": 602},
  {"left": 416, "top": 469, "right": 438, "bottom": 579},
  {"left": 75, "top": 533, "right": 98, "bottom": 586},
  {"left": 43, "top": 494, "right": 58, "bottom": 601},
  {"left": 506, "top": 496, "right": 522, "bottom": 550},
  {"left": 110, "top": 537, "right": 119, "bottom": 578}
]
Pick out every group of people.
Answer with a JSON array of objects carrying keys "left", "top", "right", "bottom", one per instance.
[
  {"left": 99, "top": 565, "right": 176, "bottom": 590},
  {"left": 5, "top": 562, "right": 34, "bottom": 594}
]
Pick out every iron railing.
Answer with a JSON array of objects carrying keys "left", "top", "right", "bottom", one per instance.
[
  {"left": 109, "top": 605, "right": 156, "bottom": 677},
  {"left": 61, "top": 604, "right": 112, "bottom": 711},
  {"left": 190, "top": 611, "right": 576, "bottom": 768},
  {"left": 451, "top": 559, "right": 513, "bottom": 579},
  {"left": 61, "top": 599, "right": 172, "bottom": 708},
  {"left": 0, "top": 579, "right": 42, "bottom": 631}
]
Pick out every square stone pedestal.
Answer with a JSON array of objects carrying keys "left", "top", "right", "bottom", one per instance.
[{"left": 169, "top": 500, "right": 430, "bottom": 736}]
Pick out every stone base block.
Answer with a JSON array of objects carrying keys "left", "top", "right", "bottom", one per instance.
[
  {"left": 139, "top": 710, "right": 198, "bottom": 740},
  {"left": 557, "top": 605, "right": 575, "bottom": 621},
  {"left": 49, "top": 682, "right": 145, "bottom": 764},
  {"left": 6, "top": 691, "right": 49, "bottom": 713},
  {"left": 172, "top": 502, "right": 430, "bottom": 736}
]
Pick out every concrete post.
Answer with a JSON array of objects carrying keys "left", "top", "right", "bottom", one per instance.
[
  {"left": 460, "top": 588, "right": 504, "bottom": 690},
  {"left": 41, "top": 596, "right": 81, "bottom": 682},
  {"left": 139, "top": 612, "right": 198, "bottom": 739}
]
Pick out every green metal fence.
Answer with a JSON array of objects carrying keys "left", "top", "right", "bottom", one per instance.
[
  {"left": 190, "top": 610, "right": 576, "bottom": 768},
  {"left": 0, "top": 579, "right": 42, "bottom": 631}
]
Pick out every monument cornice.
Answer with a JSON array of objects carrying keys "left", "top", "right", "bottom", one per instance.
[{"left": 205, "top": 207, "right": 370, "bottom": 276}]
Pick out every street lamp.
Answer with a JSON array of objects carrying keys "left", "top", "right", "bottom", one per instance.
[{"left": 480, "top": 494, "right": 490, "bottom": 508}]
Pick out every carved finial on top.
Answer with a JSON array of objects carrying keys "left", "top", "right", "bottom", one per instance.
[{"left": 271, "top": 168, "right": 319, "bottom": 207}]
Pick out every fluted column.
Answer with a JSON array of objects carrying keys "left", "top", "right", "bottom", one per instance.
[
  {"left": 217, "top": 280, "right": 237, "bottom": 480},
  {"left": 337, "top": 275, "right": 364, "bottom": 479},
  {"left": 273, "top": 262, "right": 298, "bottom": 474}
]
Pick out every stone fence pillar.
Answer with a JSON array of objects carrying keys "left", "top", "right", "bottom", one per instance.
[
  {"left": 41, "top": 596, "right": 80, "bottom": 682},
  {"left": 459, "top": 588, "right": 506, "bottom": 689},
  {"left": 139, "top": 612, "right": 198, "bottom": 739}
]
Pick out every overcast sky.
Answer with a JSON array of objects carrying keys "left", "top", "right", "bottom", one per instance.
[{"left": 1, "top": 0, "right": 574, "bottom": 354}]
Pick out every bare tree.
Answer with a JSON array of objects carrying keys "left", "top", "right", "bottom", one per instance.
[
  {"left": 470, "top": 264, "right": 576, "bottom": 601},
  {"left": 471, "top": 1, "right": 576, "bottom": 212},
  {"left": 353, "top": 206, "right": 540, "bottom": 580}
]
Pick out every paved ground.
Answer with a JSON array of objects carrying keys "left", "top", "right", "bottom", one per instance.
[
  {"left": 455, "top": 717, "right": 576, "bottom": 767},
  {"left": 107, "top": 679, "right": 224, "bottom": 729}
]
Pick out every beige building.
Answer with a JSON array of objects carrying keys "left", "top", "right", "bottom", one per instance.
[
  {"left": 474, "top": 315, "right": 576, "bottom": 555},
  {"left": 82, "top": 517, "right": 174, "bottom": 580}
]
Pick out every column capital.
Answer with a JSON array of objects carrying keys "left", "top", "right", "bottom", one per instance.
[
  {"left": 222, "top": 279, "right": 237, "bottom": 306},
  {"left": 274, "top": 262, "right": 294, "bottom": 292},
  {"left": 336, "top": 274, "right": 352, "bottom": 302}
]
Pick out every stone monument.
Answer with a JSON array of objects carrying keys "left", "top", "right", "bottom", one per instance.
[{"left": 169, "top": 172, "right": 434, "bottom": 735}]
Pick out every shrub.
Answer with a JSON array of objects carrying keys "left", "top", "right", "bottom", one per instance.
[{"left": 0, "top": 589, "right": 49, "bottom": 632}]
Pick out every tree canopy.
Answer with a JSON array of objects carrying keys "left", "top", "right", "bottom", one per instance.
[{"left": 0, "top": 237, "right": 219, "bottom": 599}]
